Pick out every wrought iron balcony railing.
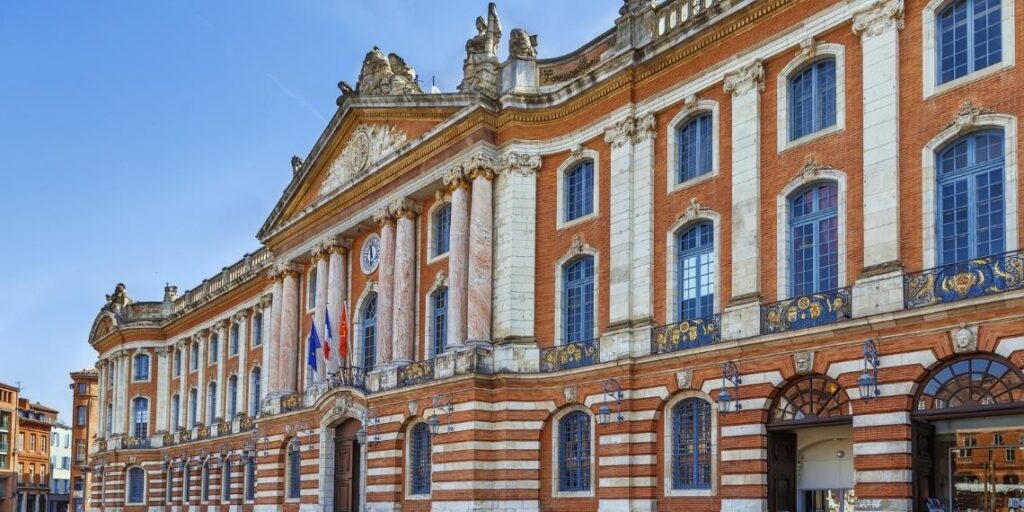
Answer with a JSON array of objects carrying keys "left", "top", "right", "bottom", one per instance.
[
  {"left": 122, "top": 436, "right": 151, "bottom": 449},
  {"left": 541, "top": 338, "right": 600, "bottom": 373},
  {"left": 904, "top": 250, "right": 1024, "bottom": 309},
  {"left": 761, "top": 287, "right": 852, "bottom": 335},
  {"left": 398, "top": 360, "right": 434, "bottom": 388},
  {"left": 651, "top": 314, "right": 721, "bottom": 355}
]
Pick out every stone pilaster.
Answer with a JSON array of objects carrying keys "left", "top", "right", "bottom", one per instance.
[
  {"left": 235, "top": 310, "right": 248, "bottom": 417},
  {"left": 266, "top": 268, "right": 284, "bottom": 396},
  {"left": 444, "top": 166, "right": 471, "bottom": 351},
  {"left": 374, "top": 207, "right": 397, "bottom": 366},
  {"left": 155, "top": 347, "right": 170, "bottom": 433},
  {"left": 177, "top": 339, "right": 188, "bottom": 429},
  {"left": 96, "top": 359, "right": 107, "bottom": 438},
  {"left": 722, "top": 60, "right": 765, "bottom": 342},
  {"left": 312, "top": 242, "right": 330, "bottom": 381},
  {"left": 195, "top": 330, "right": 207, "bottom": 425},
  {"left": 493, "top": 153, "right": 541, "bottom": 347},
  {"left": 605, "top": 115, "right": 637, "bottom": 330},
  {"left": 392, "top": 198, "right": 420, "bottom": 364},
  {"left": 277, "top": 263, "right": 301, "bottom": 393},
  {"left": 215, "top": 320, "right": 228, "bottom": 420},
  {"left": 468, "top": 167, "right": 495, "bottom": 344},
  {"left": 852, "top": 0, "right": 906, "bottom": 318},
  {"left": 326, "top": 237, "right": 351, "bottom": 367}
]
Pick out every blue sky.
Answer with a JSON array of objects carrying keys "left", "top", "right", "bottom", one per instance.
[{"left": 0, "top": 1, "right": 618, "bottom": 419}]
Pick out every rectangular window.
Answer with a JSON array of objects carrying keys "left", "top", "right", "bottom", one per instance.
[
  {"left": 564, "top": 161, "right": 595, "bottom": 223},
  {"left": 789, "top": 59, "right": 837, "bottom": 140},
  {"left": 76, "top": 405, "right": 87, "bottom": 426},
  {"left": 209, "top": 335, "right": 219, "bottom": 364},
  {"left": 245, "top": 457, "right": 256, "bottom": 501},
  {"left": 307, "top": 267, "right": 318, "bottom": 311},
  {"left": 252, "top": 314, "right": 263, "bottom": 347},
  {"left": 230, "top": 324, "right": 240, "bottom": 356}
]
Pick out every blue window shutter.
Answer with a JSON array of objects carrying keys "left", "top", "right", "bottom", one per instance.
[
  {"left": 789, "top": 183, "right": 839, "bottom": 296},
  {"left": 558, "top": 411, "right": 591, "bottom": 492},
  {"left": 937, "top": 130, "right": 1006, "bottom": 265},
  {"left": 671, "top": 399, "right": 713, "bottom": 489},
  {"left": 409, "top": 423, "right": 433, "bottom": 495},
  {"left": 362, "top": 294, "right": 378, "bottom": 370},
  {"left": 677, "top": 222, "right": 715, "bottom": 320},
  {"left": 562, "top": 256, "right": 595, "bottom": 344}
]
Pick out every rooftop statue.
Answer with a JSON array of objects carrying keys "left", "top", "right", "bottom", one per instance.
[
  {"left": 509, "top": 28, "right": 538, "bottom": 60},
  {"left": 459, "top": 2, "right": 502, "bottom": 96},
  {"left": 103, "top": 283, "right": 133, "bottom": 314},
  {"left": 291, "top": 155, "right": 303, "bottom": 174},
  {"left": 342, "top": 46, "right": 423, "bottom": 97}
]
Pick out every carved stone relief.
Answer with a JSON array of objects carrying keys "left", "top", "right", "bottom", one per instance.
[{"left": 320, "top": 124, "right": 407, "bottom": 196}]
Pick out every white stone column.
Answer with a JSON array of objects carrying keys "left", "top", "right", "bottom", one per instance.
[
  {"left": 113, "top": 353, "right": 125, "bottom": 434},
  {"left": 605, "top": 117, "right": 635, "bottom": 329},
  {"left": 96, "top": 360, "right": 107, "bottom": 438},
  {"left": 467, "top": 167, "right": 495, "bottom": 343},
  {"left": 392, "top": 199, "right": 419, "bottom": 364},
  {"left": 196, "top": 332, "right": 207, "bottom": 425},
  {"left": 267, "top": 270, "right": 284, "bottom": 395},
  {"left": 215, "top": 321, "right": 228, "bottom": 420},
  {"left": 852, "top": 0, "right": 906, "bottom": 318},
  {"left": 631, "top": 115, "right": 656, "bottom": 325},
  {"left": 374, "top": 209, "right": 397, "bottom": 366},
  {"left": 155, "top": 348, "right": 169, "bottom": 433},
  {"left": 176, "top": 339, "right": 188, "bottom": 430},
  {"left": 326, "top": 239, "right": 350, "bottom": 367},
  {"left": 444, "top": 168, "right": 470, "bottom": 350},
  {"left": 722, "top": 60, "right": 765, "bottom": 342},
  {"left": 277, "top": 263, "right": 301, "bottom": 392},
  {"left": 312, "top": 244, "right": 330, "bottom": 381},
  {"left": 259, "top": 296, "right": 272, "bottom": 399},
  {"left": 236, "top": 310, "right": 248, "bottom": 417},
  {"left": 493, "top": 154, "right": 541, "bottom": 345}
]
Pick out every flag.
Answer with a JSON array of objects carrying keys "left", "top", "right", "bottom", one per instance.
[
  {"left": 307, "top": 317, "right": 321, "bottom": 377},
  {"left": 338, "top": 300, "right": 349, "bottom": 365},
  {"left": 323, "top": 308, "right": 334, "bottom": 362}
]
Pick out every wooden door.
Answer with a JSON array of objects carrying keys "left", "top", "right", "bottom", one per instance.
[
  {"left": 768, "top": 431, "right": 797, "bottom": 512},
  {"left": 912, "top": 422, "right": 936, "bottom": 511},
  {"left": 333, "top": 420, "right": 361, "bottom": 512}
]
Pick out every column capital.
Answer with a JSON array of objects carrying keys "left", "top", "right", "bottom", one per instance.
[
  {"left": 156, "top": 347, "right": 171, "bottom": 357},
  {"left": 257, "top": 294, "right": 273, "bottom": 310},
  {"left": 175, "top": 339, "right": 190, "bottom": 350},
  {"left": 723, "top": 59, "right": 765, "bottom": 96},
  {"left": 216, "top": 318, "right": 232, "bottom": 330},
  {"left": 311, "top": 241, "right": 330, "bottom": 261},
  {"left": 632, "top": 113, "right": 657, "bottom": 143},
  {"left": 442, "top": 167, "right": 470, "bottom": 191},
  {"left": 388, "top": 197, "right": 422, "bottom": 220},
  {"left": 233, "top": 308, "right": 251, "bottom": 322},
  {"left": 497, "top": 152, "right": 542, "bottom": 177},
  {"left": 196, "top": 328, "right": 211, "bottom": 340},
  {"left": 604, "top": 115, "right": 636, "bottom": 148},
  {"left": 470, "top": 166, "right": 495, "bottom": 182},
  {"left": 272, "top": 261, "right": 301, "bottom": 278},
  {"left": 327, "top": 236, "right": 353, "bottom": 254},
  {"left": 373, "top": 205, "right": 396, "bottom": 225},
  {"left": 852, "top": 0, "right": 904, "bottom": 37}
]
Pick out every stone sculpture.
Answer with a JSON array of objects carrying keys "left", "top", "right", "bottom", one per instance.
[
  {"left": 460, "top": 2, "right": 502, "bottom": 96},
  {"left": 340, "top": 46, "right": 423, "bottom": 97},
  {"left": 104, "top": 283, "right": 133, "bottom": 313},
  {"left": 509, "top": 28, "right": 538, "bottom": 59}
]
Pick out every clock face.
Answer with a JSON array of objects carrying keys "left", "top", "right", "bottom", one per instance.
[{"left": 361, "top": 233, "right": 382, "bottom": 275}]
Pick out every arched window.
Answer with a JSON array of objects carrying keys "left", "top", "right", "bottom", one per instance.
[
  {"left": 164, "top": 464, "right": 173, "bottom": 505},
  {"left": 563, "top": 256, "right": 595, "bottom": 344},
  {"left": 171, "top": 395, "right": 181, "bottom": 431},
  {"left": 677, "top": 222, "right": 715, "bottom": 320},
  {"left": 227, "top": 376, "right": 238, "bottom": 419},
  {"left": 433, "top": 203, "right": 452, "bottom": 257},
  {"left": 133, "top": 353, "right": 150, "bottom": 381},
  {"left": 222, "top": 460, "right": 231, "bottom": 501},
  {"left": 789, "top": 58, "right": 836, "bottom": 140},
  {"left": 915, "top": 355, "right": 1024, "bottom": 412},
  {"left": 937, "top": 0, "right": 1002, "bottom": 85},
  {"left": 1005, "top": 474, "right": 1021, "bottom": 485},
  {"left": 209, "top": 334, "right": 219, "bottom": 363},
  {"left": 188, "top": 388, "right": 198, "bottom": 428},
  {"left": 173, "top": 349, "right": 181, "bottom": 376},
  {"left": 564, "top": 160, "right": 595, "bottom": 222},
  {"left": 183, "top": 464, "right": 191, "bottom": 503},
  {"left": 207, "top": 383, "right": 217, "bottom": 422},
  {"left": 770, "top": 374, "right": 851, "bottom": 424},
  {"left": 936, "top": 130, "right": 1005, "bottom": 265},
  {"left": 558, "top": 410, "right": 592, "bottom": 492},
  {"left": 789, "top": 183, "right": 839, "bottom": 296},
  {"left": 131, "top": 397, "right": 149, "bottom": 440},
  {"left": 362, "top": 293, "right": 378, "bottom": 370},
  {"left": 244, "top": 455, "right": 256, "bottom": 501},
  {"left": 431, "top": 287, "right": 448, "bottom": 357},
  {"left": 409, "top": 423, "right": 432, "bottom": 495},
  {"left": 287, "top": 439, "right": 301, "bottom": 499},
  {"left": 201, "top": 461, "right": 211, "bottom": 502},
  {"left": 126, "top": 467, "right": 146, "bottom": 504},
  {"left": 250, "top": 368, "right": 262, "bottom": 416},
  {"left": 671, "top": 398, "right": 713, "bottom": 490},
  {"left": 252, "top": 312, "right": 263, "bottom": 347},
  {"left": 190, "top": 343, "right": 199, "bottom": 371},
  {"left": 230, "top": 324, "right": 240, "bottom": 355},
  {"left": 676, "top": 113, "right": 714, "bottom": 183}
]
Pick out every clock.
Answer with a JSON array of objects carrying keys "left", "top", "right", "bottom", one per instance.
[{"left": 361, "top": 233, "right": 382, "bottom": 275}]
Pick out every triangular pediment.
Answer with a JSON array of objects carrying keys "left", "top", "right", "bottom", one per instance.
[{"left": 258, "top": 95, "right": 478, "bottom": 242}]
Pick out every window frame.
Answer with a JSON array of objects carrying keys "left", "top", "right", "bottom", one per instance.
[
  {"left": 673, "top": 221, "right": 717, "bottom": 322},
  {"left": 250, "top": 367, "right": 262, "bottom": 417},
  {"left": 131, "top": 396, "right": 149, "bottom": 440},
  {"left": 551, "top": 407, "right": 595, "bottom": 497},
  {"left": 556, "top": 150, "right": 601, "bottom": 230},
  {"left": 132, "top": 353, "right": 150, "bottom": 382},
  {"left": 428, "top": 200, "right": 453, "bottom": 262},
  {"left": 207, "top": 382, "right": 218, "bottom": 423},
  {"left": 920, "top": 115, "right": 1019, "bottom": 269},
  {"left": 359, "top": 291, "right": 379, "bottom": 371},
  {"left": 306, "top": 265, "right": 318, "bottom": 313},
  {"left": 286, "top": 439, "right": 301, "bottom": 501},
  {"left": 252, "top": 312, "right": 263, "bottom": 348},
  {"left": 664, "top": 393, "right": 718, "bottom": 496},
  {"left": 227, "top": 375, "right": 239, "bottom": 419},
  {"left": 923, "top": 0, "right": 1015, "bottom": 97},
  {"left": 406, "top": 422, "right": 433, "bottom": 498},
  {"left": 775, "top": 169, "right": 848, "bottom": 301},
  {"left": 667, "top": 100, "right": 721, "bottom": 192},
  {"left": 776, "top": 44, "right": 846, "bottom": 152},
  {"left": 787, "top": 182, "right": 841, "bottom": 297},
  {"left": 126, "top": 466, "right": 146, "bottom": 505},
  {"left": 558, "top": 254, "right": 598, "bottom": 346},
  {"left": 229, "top": 323, "right": 240, "bottom": 357},
  {"left": 427, "top": 284, "right": 448, "bottom": 358}
]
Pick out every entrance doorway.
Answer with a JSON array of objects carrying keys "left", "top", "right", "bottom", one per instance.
[
  {"left": 333, "top": 419, "right": 362, "bottom": 512},
  {"left": 767, "top": 374, "right": 854, "bottom": 512}
]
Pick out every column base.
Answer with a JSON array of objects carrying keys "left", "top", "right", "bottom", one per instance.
[
  {"left": 722, "top": 297, "right": 761, "bottom": 341},
  {"left": 435, "top": 345, "right": 493, "bottom": 379},
  {"left": 366, "top": 366, "right": 399, "bottom": 393},
  {"left": 492, "top": 342, "right": 539, "bottom": 373},
  {"left": 852, "top": 266, "right": 904, "bottom": 318}
]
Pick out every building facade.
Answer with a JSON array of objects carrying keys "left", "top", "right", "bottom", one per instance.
[
  {"left": 84, "top": 0, "right": 1024, "bottom": 511},
  {"left": 48, "top": 423, "right": 70, "bottom": 512},
  {"left": 16, "top": 401, "right": 57, "bottom": 512},
  {"left": 0, "top": 384, "right": 19, "bottom": 512},
  {"left": 68, "top": 371, "right": 97, "bottom": 512}
]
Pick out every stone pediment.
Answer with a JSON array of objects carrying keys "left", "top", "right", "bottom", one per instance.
[{"left": 318, "top": 123, "right": 407, "bottom": 196}]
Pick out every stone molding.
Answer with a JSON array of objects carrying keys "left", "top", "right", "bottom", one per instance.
[
  {"left": 945, "top": 100, "right": 996, "bottom": 134},
  {"left": 852, "top": 0, "right": 905, "bottom": 36},
  {"left": 498, "top": 152, "right": 542, "bottom": 177},
  {"left": 723, "top": 59, "right": 765, "bottom": 96}
]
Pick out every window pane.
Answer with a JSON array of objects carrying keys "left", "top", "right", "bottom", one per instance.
[{"left": 565, "top": 161, "right": 594, "bottom": 222}]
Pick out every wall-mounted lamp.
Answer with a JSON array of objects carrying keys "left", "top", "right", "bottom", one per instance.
[
  {"left": 858, "top": 339, "right": 881, "bottom": 400},
  {"left": 598, "top": 379, "right": 624, "bottom": 425},
  {"left": 429, "top": 394, "right": 454, "bottom": 436},
  {"left": 718, "top": 361, "right": 742, "bottom": 414}
]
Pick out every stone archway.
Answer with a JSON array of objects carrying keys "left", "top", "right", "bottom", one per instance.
[{"left": 332, "top": 418, "right": 362, "bottom": 512}]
